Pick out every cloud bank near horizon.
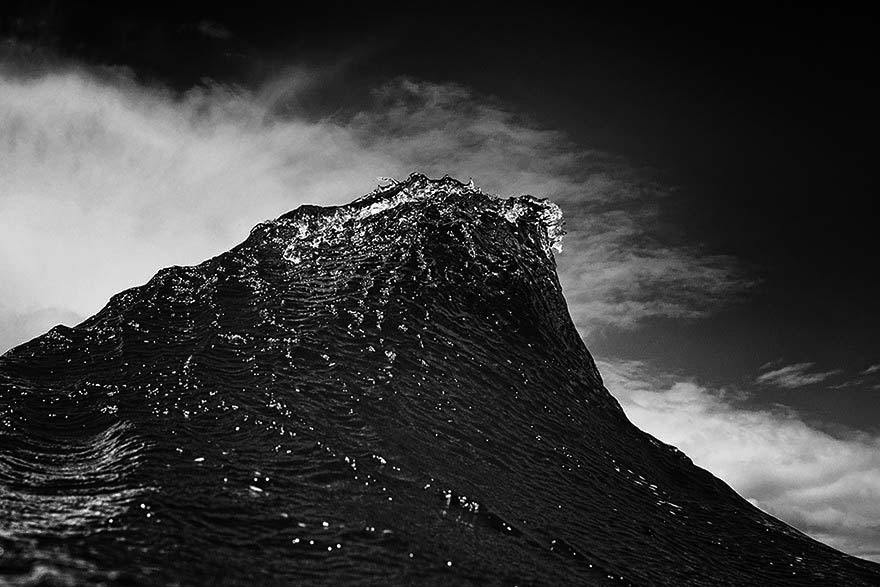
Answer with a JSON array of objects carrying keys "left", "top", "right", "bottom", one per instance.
[
  {"left": 0, "top": 65, "right": 748, "bottom": 352},
  {"left": 600, "top": 359, "right": 880, "bottom": 562}
]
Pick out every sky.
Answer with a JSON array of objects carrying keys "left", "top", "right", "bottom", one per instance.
[{"left": 1, "top": 2, "right": 878, "bottom": 561}]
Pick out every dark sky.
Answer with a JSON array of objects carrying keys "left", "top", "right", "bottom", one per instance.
[{"left": 2, "top": 0, "right": 880, "bottom": 559}]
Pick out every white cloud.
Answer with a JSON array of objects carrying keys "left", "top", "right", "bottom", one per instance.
[
  {"left": 757, "top": 362, "right": 842, "bottom": 389},
  {"left": 0, "top": 66, "right": 749, "bottom": 352},
  {"left": 559, "top": 223, "right": 749, "bottom": 332},
  {"left": 862, "top": 364, "right": 880, "bottom": 376},
  {"left": 600, "top": 358, "right": 880, "bottom": 562}
]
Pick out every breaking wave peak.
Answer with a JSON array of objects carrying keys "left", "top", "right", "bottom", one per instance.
[
  {"left": 0, "top": 175, "right": 878, "bottom": 585},
  {"left": 271, "top": 173, "right": 565, "bottom": 263}
]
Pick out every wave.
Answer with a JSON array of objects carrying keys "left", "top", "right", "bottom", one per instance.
[{"left": 1, "top": 174, "right": 877, "bottom": 585}]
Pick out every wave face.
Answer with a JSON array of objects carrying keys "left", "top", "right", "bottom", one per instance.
[{"left": 1, "top": 174, "right": 878, "bottom": 586}]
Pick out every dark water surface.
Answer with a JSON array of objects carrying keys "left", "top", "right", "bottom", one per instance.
[{"left": 1, "top": 175, "right": 878, "bottom": 585}]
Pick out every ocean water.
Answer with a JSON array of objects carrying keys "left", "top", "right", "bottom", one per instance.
[{"left": 1, "top": 175, "right": 878, "bottom": 585}]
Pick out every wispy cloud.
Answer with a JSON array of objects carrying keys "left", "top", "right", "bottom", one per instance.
[
  {"left": 600, "top": 358, "right": 880, "bottom": 562},
  {"left": 862, "top": 364, "right": 880, "bottom": 376},
  {"left": 196, "top": 21, "right": 233, "bottom": 40},
  {"left": 756, "top": 362, "right": 842, "bottom": 389},
  {"left": 559, "top": 226, "right": 750, "bottom": 333},
  {"left": 0, "top": 65, "right": 750, "bottom": 352}
]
